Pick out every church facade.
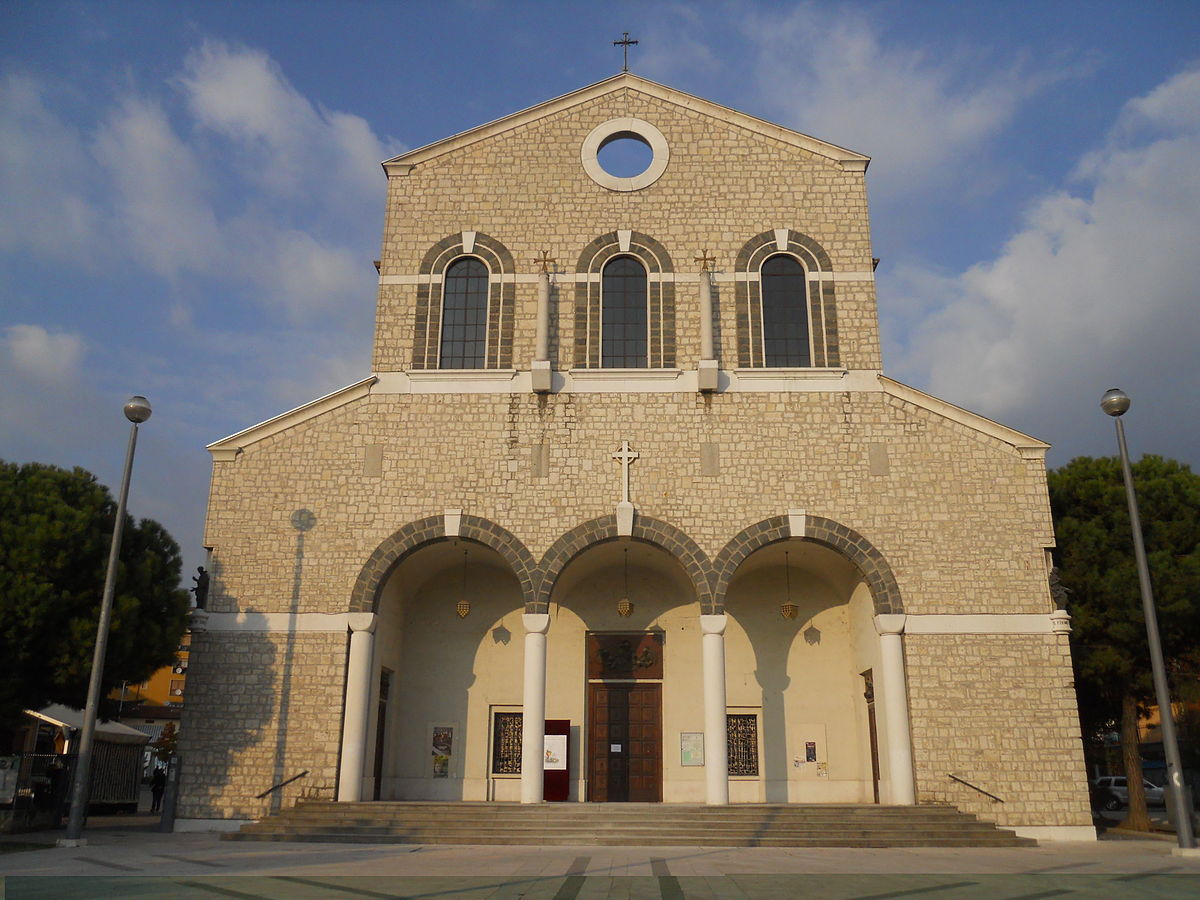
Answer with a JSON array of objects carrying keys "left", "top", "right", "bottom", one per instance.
[{"left": 179, "top": 74, "right": 1094, "bottom": 839}]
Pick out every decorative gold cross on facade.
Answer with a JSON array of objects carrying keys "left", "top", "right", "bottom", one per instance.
[
  {"left": 694, "top": 249, "right": 716, "bottom": 272},
  {"left": 613, "top": 32, "right": 638, "bottom": 72},
  {"left": 534, "top": 250, "right": 556, "bottom": 273},
  {"left": 612, "top": 441, "right": 639, "bottom": 504}
]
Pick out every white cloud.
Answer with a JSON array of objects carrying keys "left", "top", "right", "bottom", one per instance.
[
  {"left": 0, "top": 74, "right": 102, "bottom": 263},
  {"left": 2, "top": 324, "right": 85, "bottom": 383},
  {"left": 93, "top": 96, "right": 225, "bottom": 279},
  {"left": 733, "top": 4, "right": 1070, "bottom": 199},
  {"left": 889, "top": 66, "right": 1200, "bottom": 458},
  {"left": 179, "top": 40, "right": 400, "bottom": 219}
]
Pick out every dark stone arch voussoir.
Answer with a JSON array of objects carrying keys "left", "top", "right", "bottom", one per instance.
[
  {"left": 712, "top": 515, "right": 903, "bottom": 616},
  {"left": 533, "top": 515, "right": 716, "bottom": 614},
  {"left": 349, "top": 514, "right": 538, "bottom": 614}
]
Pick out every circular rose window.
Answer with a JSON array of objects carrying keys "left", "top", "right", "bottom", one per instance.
[{"left": 581, "top": 117, "right": 670, "bottom": 191}]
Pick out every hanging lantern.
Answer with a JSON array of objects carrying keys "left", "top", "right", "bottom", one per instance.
[
  {"left": 617, "top": 547, "right": 633, "bottom": 617},
  {"left": 456, "top": 547, "right": 470, "bottom": 618},
  {"left": 780, "top": 549, "right": 796, "bottom": 619}
]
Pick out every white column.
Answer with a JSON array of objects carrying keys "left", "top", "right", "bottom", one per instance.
[
  {"left": 874, "top": 614, "right": 916, "bottom": 805},
  {"left": 697, "top": 270, "right": 718, "bottom": 392},
  {"left": 520, "top": 613, "right": 550, "bottom": 803},
  {"left": 699, "top": 269, "right": 714, "bottom": 361},
  {"left": 337, "top": 613, "right": 377, "bottom": 802},
  {"left": 535, "top": 270, "right": 550, "bottom": 361},
  {"left": 701, "top": 613, "right": 729, "bottom": 805},
  {"left": 532, "top": 271, "right": 552, "bottom": 392}
]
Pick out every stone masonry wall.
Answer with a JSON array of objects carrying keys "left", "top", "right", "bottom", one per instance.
[
  {"left": 178, "top": 630, "right": 344, "bottom": 820},
  {"left": 907, "top": 633, "right": 1092, "bottom": 828},
  {"left": 372, "top": 87, "right": 882, "bottom": 374},
  {"left": 186, "top": 386, "right": 1087, "bottom": 824},
  {"left": 184, "top": 80, "right": 1091, "bottom": 826},
  {"left": 203, "top": 390, "right": 1055, "bottom": 619}
]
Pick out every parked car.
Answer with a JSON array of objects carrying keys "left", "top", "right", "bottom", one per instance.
[
  {"left": 1092, "top": 776, "right": 1165, "bottom": 807},
  {"left": 1089, "top": 780, "right": 1121, "bottom": 812}
]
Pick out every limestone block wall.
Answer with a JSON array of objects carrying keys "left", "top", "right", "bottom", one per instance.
[
  {"left": 184, "top": 385, "right": 1090, "bottom": 824},
  {"left": 202, "top": 390, "right": 1055, "bottom": 619},
  {"left": 178, "top": 630, "right": 344, "bottom": 820},
  {"left": 372, "top": 88, "right": 882, "bottom": 374},
  {"left": 906, "top": 633, "right": 1092, "bottom": 828}
]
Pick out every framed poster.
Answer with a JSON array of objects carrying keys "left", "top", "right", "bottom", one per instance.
[
  {"left": 431, "top": 724, "right": 454, "bottom": 778},
  {"left": 680, "top": 732, "right": 704, "bottom": 767},
  {"left": 543, "top": 734, "right": 567, "bottom": 770}
]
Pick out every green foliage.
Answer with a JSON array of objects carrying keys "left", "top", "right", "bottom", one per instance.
[
  {"left": 0, "top": 461, "right": 191, "bottom": 727},
  {"left": 151, "top": 721, "right": 178, "bottom": 763},
  {"left": 1049, "top": 455, "right": 1200, "bottom": 731}
]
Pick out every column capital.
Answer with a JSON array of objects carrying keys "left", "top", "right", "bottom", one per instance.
[
  {"left": 523, "top": 613, "right": 550, "bottom": 634},
  {"left": 700, "top": 614, "right": 728, "bottom": 636},
  {"left": 1049, "top": 609, "right": 1072, "bottom": 633},
  {"left": 347, "top": 612, "right": 377, "bottom": 634},
  {"left": 873, "top": 613, "right": 907, "bottom": 636}
]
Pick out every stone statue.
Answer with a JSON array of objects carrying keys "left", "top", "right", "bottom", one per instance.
[
  {"left": 191, "top": 566, "right": 210, "bottom": 610},
  {"left": 1048, "top": 566, "right": 1070, "bottom": 609}
]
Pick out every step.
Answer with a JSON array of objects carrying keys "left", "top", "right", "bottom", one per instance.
[
  {"left": 225, "top": 831, "right": 1034, "bottom": 847},
  {"left": 221, "top": 802, "right": 1033, "bottom": 848}
]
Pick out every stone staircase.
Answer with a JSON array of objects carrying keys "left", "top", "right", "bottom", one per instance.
[{"left": 222, "top": 802, "right": 1036, "bottom": 847}]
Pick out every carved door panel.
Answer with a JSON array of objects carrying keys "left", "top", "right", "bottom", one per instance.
[{"left": 587, "top": 683, "right": 661, "bottom": 802}]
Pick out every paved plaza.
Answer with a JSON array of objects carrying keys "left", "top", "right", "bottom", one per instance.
[{"left": 2, "top": 814, "right": 1199, "bottom": 898}]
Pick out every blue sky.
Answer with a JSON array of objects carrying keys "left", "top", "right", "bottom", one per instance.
[{"left": 3, "top": 0, "right": 1199, "bottom": 579}]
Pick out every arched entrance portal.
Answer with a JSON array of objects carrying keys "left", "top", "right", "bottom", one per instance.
[
  {"left": 548, "top": 539, "right": 699, "bottom": 802},
  {"left": 369, "top": 539, "right": 525, "bottom": 801},
  {"left": 724, "top": 540, "right": 880, "bottom": 803}
]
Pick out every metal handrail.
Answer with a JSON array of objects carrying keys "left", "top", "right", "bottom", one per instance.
[
  {"left": 255, "top": 770, "right": 309, "bottom": 800},
  {"left": 948, "top": 773, "right": 1003, "bottom": 803}
]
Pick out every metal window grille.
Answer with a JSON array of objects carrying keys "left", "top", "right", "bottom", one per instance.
[
  {"left": 727, "top": 714, "right": 759, "bottom": 776},
  {"left": 492, "top": 712, "right": 523, "bottom": 774}
]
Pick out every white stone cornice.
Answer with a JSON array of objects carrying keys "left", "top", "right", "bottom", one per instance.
[
  {"left": 207, "top": 376, "right": 377, "bottom": 458},
  {"left": 874, "top": 614, "right": 908, "bottom": 636},
  {"left": 879, "top": 376, "right": 1049, "bottom": 454},
  {"left": 368, "top": 368, "right": 885, "bottom": 395},
  {"left": 382, "top": 72, "right": 869, "bottom": 171},
  {"left": 380, "top": 270, "right": 876, "bottom": 286},
  {"left": 904, "top": 614, "right": 1070, "bottom": 635},
  {"left": 199, "top": 612, "right": 368, "bottom": 633}
]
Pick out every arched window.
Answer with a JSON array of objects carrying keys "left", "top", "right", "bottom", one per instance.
[
  {"left": 601, "top": 256, "right": 648, "bottom": 368},
  {"left": 439, "top": 257, "right": 489, "bottom": 369},
  {"left": 760, "top": 254, "right": 810, "bottom": 367}
]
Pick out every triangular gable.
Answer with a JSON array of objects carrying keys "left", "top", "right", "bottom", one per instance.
[{"left": 383, "top": 73, "right": 870, "bottom": 174}]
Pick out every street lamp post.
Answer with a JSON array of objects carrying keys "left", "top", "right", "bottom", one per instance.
[
  {"left": 60, "top": 396, "right": 152, "bottom": 846},
  {"left": 1100, "top": 388, "right": 1196, "bottom": 851}
]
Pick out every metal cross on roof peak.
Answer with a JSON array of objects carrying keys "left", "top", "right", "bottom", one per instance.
[{"left": 614, "top": 32, "right": 638, "bottom": 73}]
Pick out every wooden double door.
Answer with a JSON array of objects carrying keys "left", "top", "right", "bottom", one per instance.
[{"left": 586, "top": 682, "right": 661, "bottom": 802}]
